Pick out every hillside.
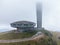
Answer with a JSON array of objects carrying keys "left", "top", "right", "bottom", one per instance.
[
  {"left": 52, "top": 31, "right": 60, "bottom": 45},
  {"left": 0, "top": 29, "right": 56, "bottom": 45},
  {"left": 0, "top": 30, "right": 37, "bottom": 40},
  {"left": 0, "top": 37, "right": 53, "bottom": 45},
  {"left": 0, "top": 33, "right": 54, "bottom": 45}
]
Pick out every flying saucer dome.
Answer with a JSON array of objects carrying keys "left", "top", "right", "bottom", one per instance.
[{"left": 10, "top": 21, "right": 36, "bottom": 28}]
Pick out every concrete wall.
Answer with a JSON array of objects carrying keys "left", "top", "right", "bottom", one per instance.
[{"left": 36, "top": 3, "right": 42, "bottom": 29}]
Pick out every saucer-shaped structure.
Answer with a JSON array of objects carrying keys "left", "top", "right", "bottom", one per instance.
[{"left": 10, "top": 21, "right": 36, "bottom": 32}]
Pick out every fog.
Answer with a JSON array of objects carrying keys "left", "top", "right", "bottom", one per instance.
[{"left": 0, "top": 0, "right": 60, "bottom": 31}]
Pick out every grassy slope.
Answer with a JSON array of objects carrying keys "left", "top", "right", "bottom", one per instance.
[
  {"left": 52, "top": 31, "right": 60, "bottom": 45},
  {"left": 0, "top": 36, "right": 53, "bottom": 45},
  {"left": 0, "top": 30, "right": 54, "bottom": 45},
  {"left": 0, "top": 41, "right": 36, "bottom": 45},
  {"left": 0, "top": 31, "right": 37, "bottom": 40}
]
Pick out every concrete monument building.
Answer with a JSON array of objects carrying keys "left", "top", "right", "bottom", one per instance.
[
  {"left": 10, "top": 3, "right": 42, "bottom": 32},
  {"left": 10, "top": 21, "right": 36, "bottom": 32}
]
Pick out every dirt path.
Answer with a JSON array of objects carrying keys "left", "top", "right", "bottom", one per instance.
[{"left": 0, "top": 38, "right": 32, "bottom": 43}]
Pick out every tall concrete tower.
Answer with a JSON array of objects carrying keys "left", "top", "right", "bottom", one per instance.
[{"left": 36, "top": 3, "right": 42, "bottom": 29}]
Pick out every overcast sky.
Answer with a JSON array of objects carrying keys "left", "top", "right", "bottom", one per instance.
[{"left": 0, "top": 0, "right": 60, "bottom": 31}]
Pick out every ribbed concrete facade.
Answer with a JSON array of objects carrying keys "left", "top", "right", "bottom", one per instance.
[{"left": 36, "top": 3, "right": 42, "bottom": 29}]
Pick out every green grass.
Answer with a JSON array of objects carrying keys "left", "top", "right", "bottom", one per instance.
[
  {"left": 52, "top": 31, "right": 60, "bottom": 45},
  {"left": 0, "top": 36, "right": 54, "bottom": 45},
  {"left": 0, "top": 41, "right": 37, "bottom": 45},
  {"left": 0, "top": 29, "right": 55, "bottom": 45},
  {"left": 38, "top": 29, "right": 53, "bottom": 37},
  {"left": 57, "top": 40, "right": 60, "bottom": 45},
  {"left": 0, "top": 30, "right": 37, "bottom": 40}
]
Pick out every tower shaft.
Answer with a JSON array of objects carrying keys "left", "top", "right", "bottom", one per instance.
[{"left": 36, "top": 3, "right": 42, "bottom": 29}]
